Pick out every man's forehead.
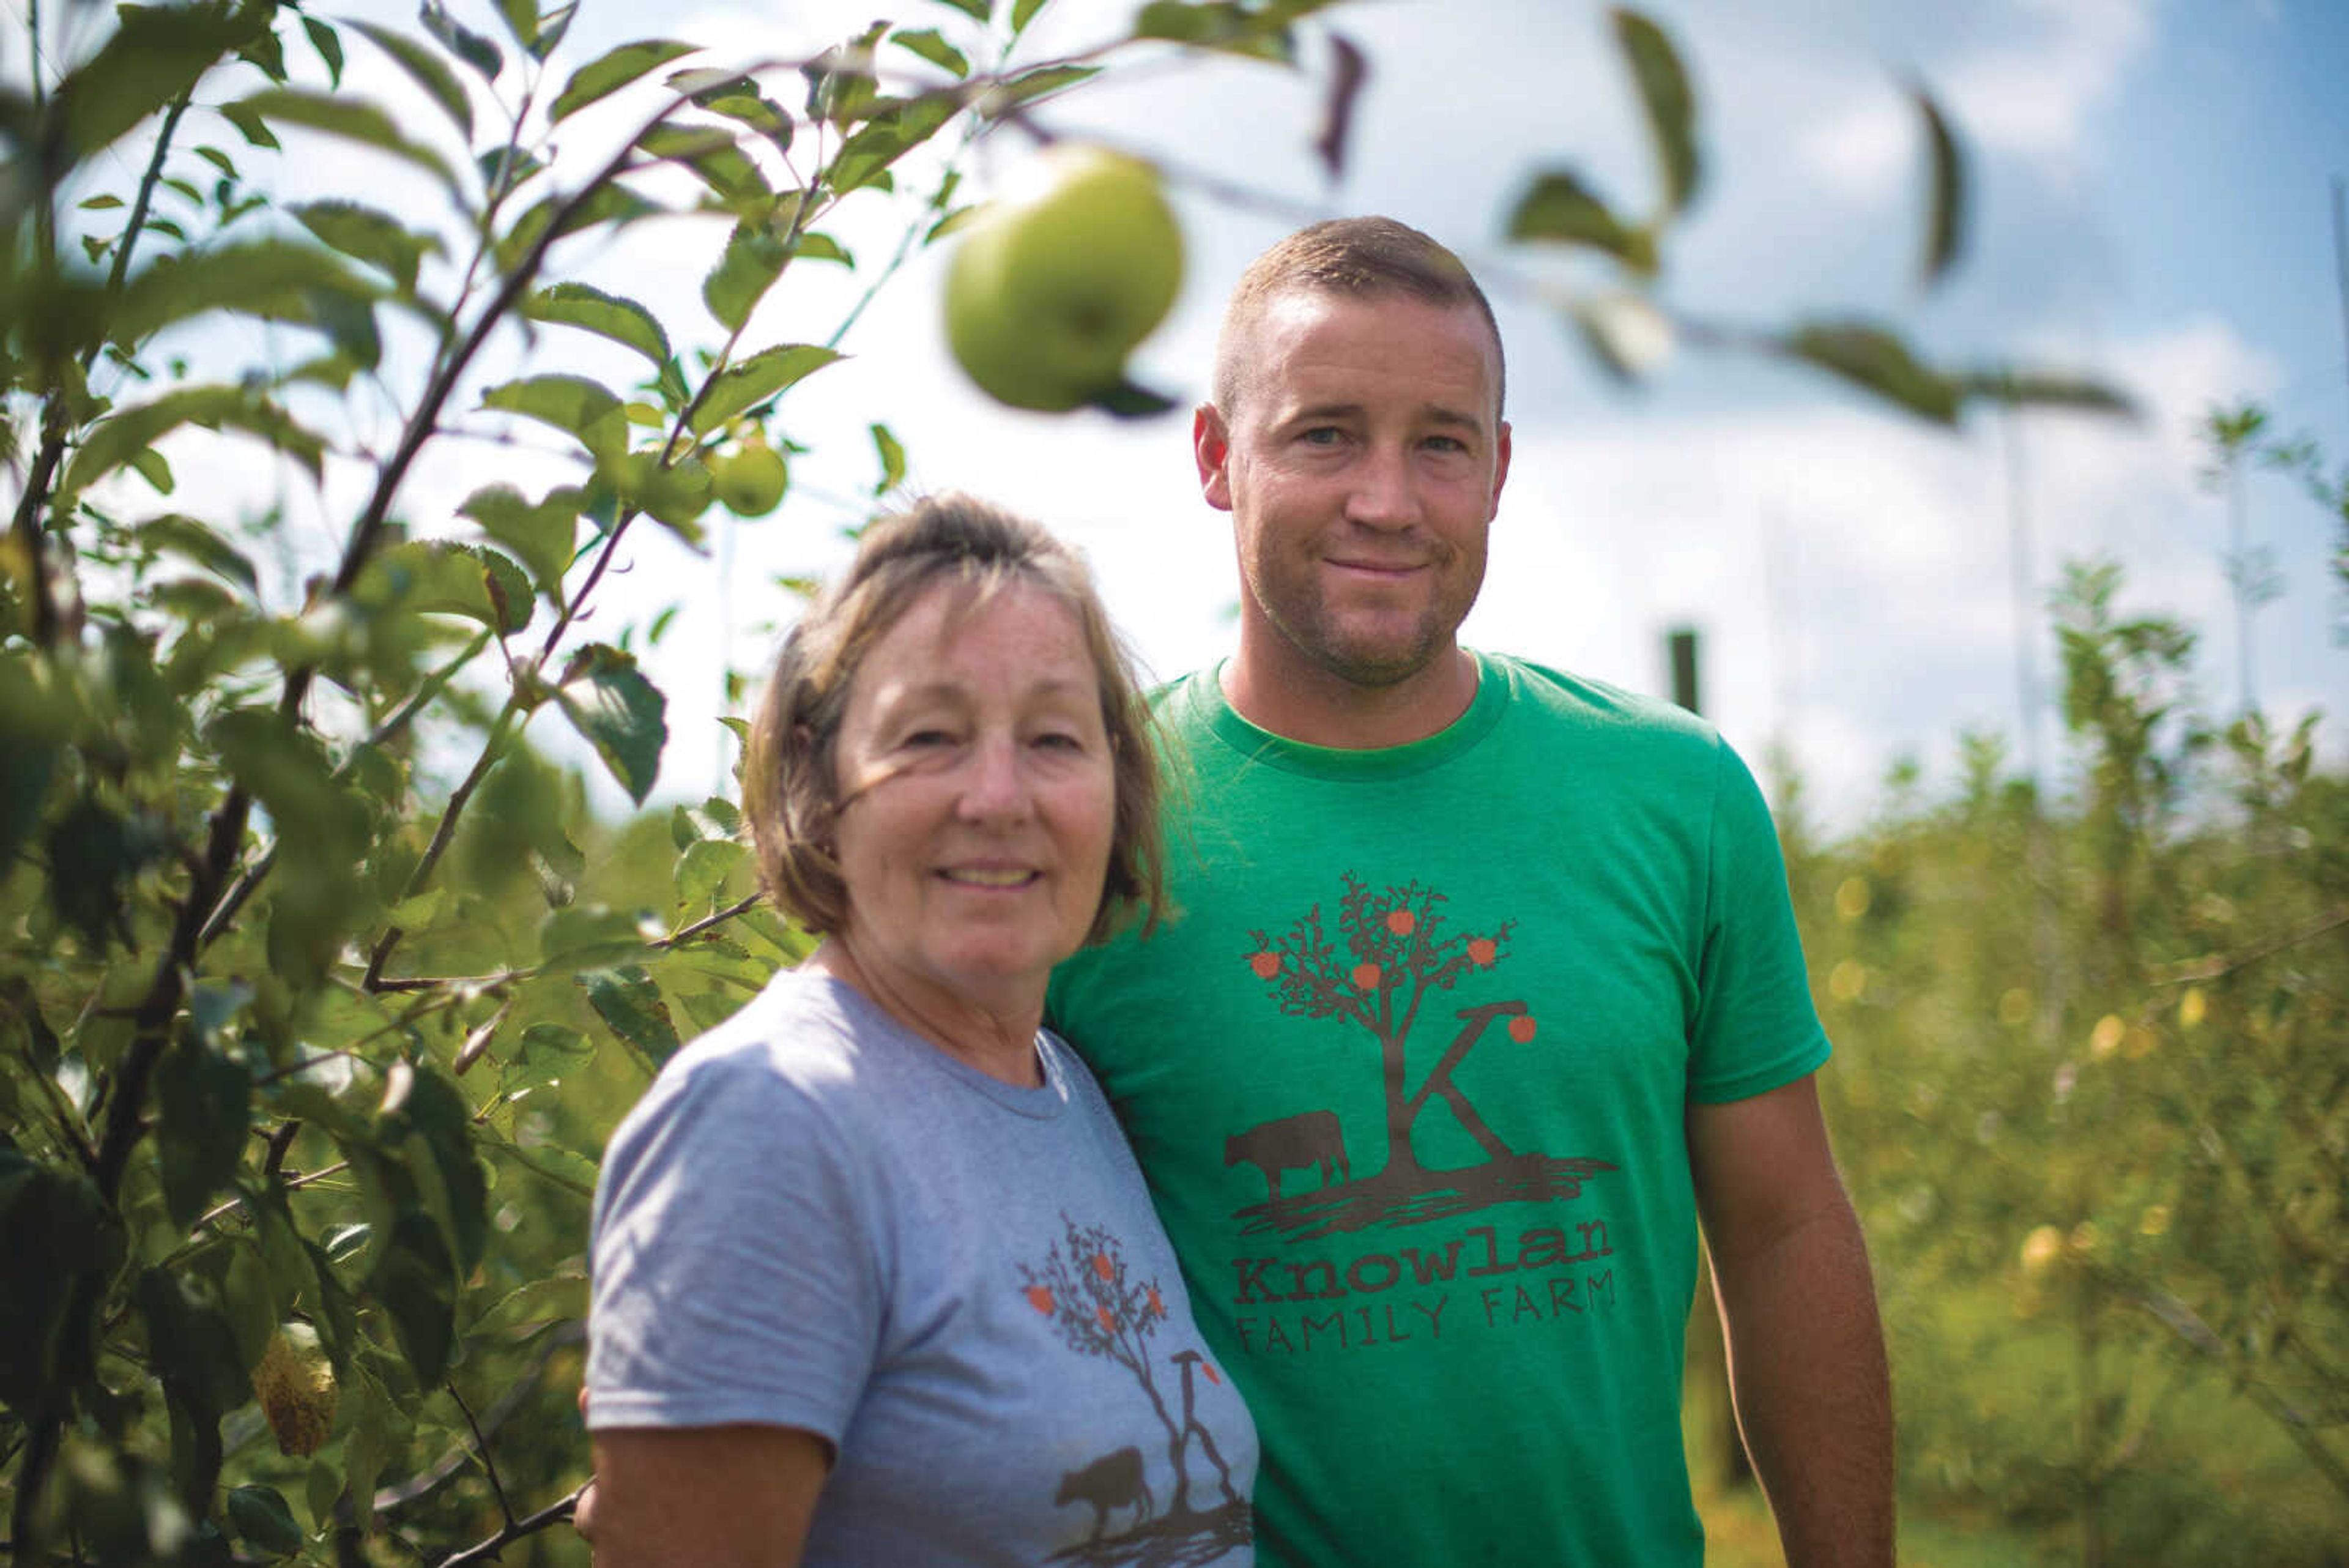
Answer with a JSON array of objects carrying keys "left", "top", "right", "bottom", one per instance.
[{"left": 1239, "top": 288, "right": 1503, "bottom": 418}]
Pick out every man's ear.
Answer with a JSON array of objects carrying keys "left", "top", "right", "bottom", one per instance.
[
  {"left": 1194, "top": 403, "right": 1235, "bottom": 513},
  {"left": 1489, "top": 419, "right": 1513, "bottom": 518}
]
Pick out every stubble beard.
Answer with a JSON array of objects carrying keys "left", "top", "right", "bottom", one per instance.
[{"left": 1246, "top": 546, "right": 1482, "bottom": 691}]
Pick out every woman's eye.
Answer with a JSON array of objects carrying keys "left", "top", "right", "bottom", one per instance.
[{"left": 902, "top": 729, "right": 957, "bottom": 748}]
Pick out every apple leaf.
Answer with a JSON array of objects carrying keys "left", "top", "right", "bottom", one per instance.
[
  {"left": 480, "top": 374, "right": 628, "bottom": 461},
  {"left": 228, "top": 90, "right": 459, "bottom": 195},
  {"left": 1782, "top": 321, "right": 1959, "bottom": 425},
  {"left": 557, "top": 644, "right": 667, "bottom": 804},
  {"left": 1610, "top": 7, "right": 1699, "bottom": 217},
  {"left": 1915, "top": 84, "right": 1965, "bottom": 288},
  {"left": 524, "top": 283, "right": 671, "bottom": 368},
  {"left": 1507, "top": 169, "right": 1655, "bottom": 274},
  {"left": 458, "top": 484, "right": 583, "bottom": 594},
  {"left": 292, "top": 201, "right": 445, "bottom": 295},
  {"left": 577, "top": 964, "right": 681, "bottom": 1067},
  {"left": 552, "top": 39, "right": 697, "bottom": 124},
  {"left": 346, "top": 19, "right": 473, "bottom": 139},
  {"left": 690, "top": 344, "right": 844, "bottom": 435},
  {"left": 891, "top": 28, "right": 969, "bottom": 78}
]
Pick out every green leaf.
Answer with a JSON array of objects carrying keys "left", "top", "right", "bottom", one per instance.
[
  {"left": 494, "top": 181, "right": 661, "bottom": 273},
  {"left": 557, "top": 644, "right": 667, "bottom": 803},
  {"left": 578, "top": 964, "right": 681, "bottom": 1065},
  {"left": 1132, "top": 2, "right": 1296, "bottom": 62},
  {"left": 110, "top": 239, "right": 379, "bottom": 347},
  {"left": 128, "top": 447, "right": 175, "bottom": 494},
  {"left": 891, "top": 28, "right": 970, "bottom": 77},
  {"left": 227, "top": 89, "right": 458, "bottom": 191},
  {"left": 1955, "top": 370, "right": 2137, "bottom": 420},
  {"left": 155, "top": 1036, "right": 251, "bottom": 1229},
  {"left": 930, "top": 0, "right": 990, "bottom": 17},
  {"left": 78, "top": 193, "right": 125, "bottom": 211},
  {"left": 58, "top": 385, "right": 325, "bottom": 510},
  {"left": 826, "top": 94, "right": 958, "bottom": 195},
  {"left": 669, "top": 72, "right": 794, "bottom": 151},
  {"left": 228, "top": 1485, "right": 303, "bottom": 1557},
  {"left": 480, "top": 373, "right": 628, "bottom": 461},
  {"left": 346, "top": 18, "right": 473, "bottom": 139},
  {"left": 676, "top": 836, "right": 748, "bottom": 908},
  {"left": 540, "top": 904, "right": 658, "bottom": 968},
  {"left": 1506, "top": 169, "right": 1656, "bottom": 273},
  {"left": 301, "top": 18, "right": 344, "bottom": 90},
  {"left": 495, "top": 0, "right": 543, "bottom": 55},
  {"left": 1784, "top": 321, "right": 1960, "bottom": 424},
  {"left": 369, "top": 1209, "right": 457, "bottom": 1385},
  {"left": 979, "top": 63, "right": 1101, "bottom": 116},
  {"left": 1011, "top": 0, "right": 1050, "bottom": 29},
  {"left": 0, "top": 1149, "right": 124, "bottom": 1406},
  {"left": 497, "top": 1021, "right": 594, "bottom": 1095},
  {"left": 1915, "top": 84, "right": 1964, "bottom": 288},
  {"left": 457, "top": 483, "right": 582, "bottom": 593},
  {"left": 1610, "top": 7, "right": 1699, "bottom": 217},
  {"left": 472, "top": 1273, "right": 587, "bottom": 1336},
  {"left": 220, "top": 102, "right": 280, "bottom": 149},
  {"left": 390, "top": 1063, "right": 489, "bottom": 1272},
  {"left": 421, "top": 0, "right": 504, "bottom": 83},
  {"left": 524, "top": 281, "right": 671, "bottom": 367},
  {"left": 551, "top": 38, "right": 698, "bottom": 123},
  {"left": 292, "top": 200, "right": 444, "bottom": 295},
  {"left": 362, "top": 540, "right": 534, "bottom": 633},
  {"left": 702, "top": 205, "right": 795, "bottom": 332},
  {"left": 636, "top": 123, "right": 768, "bottom": 204},
  {"left": 135, "top": 1268, "right": 250, "bottom": 1416},
  {"left": 690, "top": 344, "right": 844, "bottom": 435},
  {"left": 872, "top": 422, "right": 906, "bottom": 494},
  {"left": 55, "top": 2, "right": 262, "bottom": 162}
]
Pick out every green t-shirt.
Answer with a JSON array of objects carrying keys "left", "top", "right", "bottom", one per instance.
[{"left": 1047, "top": 653, "right": 1831, "bottom": 1567}]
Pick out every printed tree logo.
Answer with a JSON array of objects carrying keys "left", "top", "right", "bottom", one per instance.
[
  {"left": 1019, "top": 1217, "right": 1248, "bottom": 1563},
  {"left": 1237, "top": 875, "right": 1612, "bottom": 1238}
]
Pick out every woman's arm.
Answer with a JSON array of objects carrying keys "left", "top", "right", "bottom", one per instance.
[{"left": 587, "top": 1424, "right": 831, "bottom": 1568}]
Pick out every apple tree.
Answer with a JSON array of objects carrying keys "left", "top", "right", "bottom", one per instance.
[{"left": 0, "top": 0, "right": 2132, "bottom": 1562}]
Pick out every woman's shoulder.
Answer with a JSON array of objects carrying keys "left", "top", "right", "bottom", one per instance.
[{"left": 605, "top": 971, "right": 880, "bottom": 1156}]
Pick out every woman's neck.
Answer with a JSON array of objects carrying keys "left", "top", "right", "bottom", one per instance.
[{"left": 804, "top": 938, "right": 1045, "bottom": 1088}]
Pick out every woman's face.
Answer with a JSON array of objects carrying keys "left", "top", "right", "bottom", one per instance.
[{"left": 829, "top": 579, "right": 1116, "bottom": 1016}]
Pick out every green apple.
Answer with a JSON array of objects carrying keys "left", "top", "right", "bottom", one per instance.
[
  {"left": 712, "top": 439, "right": 787, "bottom": 517},
  {"left": 944, "top": 144, "right": 1184, "bottom": 412}
]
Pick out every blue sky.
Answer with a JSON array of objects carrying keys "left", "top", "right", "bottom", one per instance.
[{"left": 53, "top": 0, "right": 2348, "bottom": 831}]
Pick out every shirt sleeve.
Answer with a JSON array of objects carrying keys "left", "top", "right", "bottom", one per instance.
[
  {"left": 1686, "top": 736, "right": 1833, "bottom": 1103},
  {"left": 586, "top": 1045, "right": 882, "bottom": 1444}
]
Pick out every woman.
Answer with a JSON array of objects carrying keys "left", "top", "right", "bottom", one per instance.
[{"left": 584, "top": 497, "right": 1256, "bottom": 1566}]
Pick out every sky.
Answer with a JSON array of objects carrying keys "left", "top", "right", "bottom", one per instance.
[{"left": 37, "top": 0, "right": 2349, "bottom": 833}]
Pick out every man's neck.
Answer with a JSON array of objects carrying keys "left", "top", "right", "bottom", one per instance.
[{"left": 1221, "top": 642, "right": 1480, "bottom": 750}]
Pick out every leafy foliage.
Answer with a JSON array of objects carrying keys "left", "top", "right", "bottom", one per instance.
[
  {"left": 0, "top": 2, "right": 2137, "bottom": 1563},
  {"left": 1792, "top": 562, "right": 2348, "bottom": 1561}
]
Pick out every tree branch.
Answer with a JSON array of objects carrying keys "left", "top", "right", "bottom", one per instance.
[{"left": 429, "top": 1484, "right": 585, "bottom": 1568}]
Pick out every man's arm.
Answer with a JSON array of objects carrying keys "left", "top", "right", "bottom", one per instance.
[{"left": 1688, "top": 1074, "right": 1894, "bottom": 1568}]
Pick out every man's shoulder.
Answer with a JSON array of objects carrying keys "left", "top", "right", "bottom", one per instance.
[{"left": 1483, "top": 652, "right": 1711, "bottom": 739}]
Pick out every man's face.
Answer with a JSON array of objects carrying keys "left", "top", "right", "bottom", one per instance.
[{"left": 1197, "top": 289, "right": 1511, "bottom": 690}]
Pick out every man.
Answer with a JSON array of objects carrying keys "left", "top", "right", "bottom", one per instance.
[{"left": 1048, "top": 218, "right": 1893, "bottom": 1566}]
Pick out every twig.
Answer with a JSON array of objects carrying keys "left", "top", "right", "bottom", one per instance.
[
  {"left": 188, "top": 1161, "right": 351, "bottom": 1235},
  {"left": 2151, "top": 904, "right": 2349, "bottom": 986},
  {"left": 376, "top": 1325, "right": 585, "bottom": 1512},
  {"left": 430, "top": 1484, "right": 586, "bottom": 1568},
  {"left": 655, "top": 893, "right": 763, "bottom": 950},
  {"left": 448, "top": 1383, "right": 516, "bottom": 1529}
]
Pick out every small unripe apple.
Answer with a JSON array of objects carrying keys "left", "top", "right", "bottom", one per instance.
[
  {"left": 944, "top": 145, "right": 1184, "bottom": 412},
  {"left": 713, "top": 439, "right": 787, "bottom": 517}
]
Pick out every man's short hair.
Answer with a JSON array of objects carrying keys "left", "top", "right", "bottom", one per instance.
[{"left": 1212, "top": 216, "right": 1505, "bottom": 419}]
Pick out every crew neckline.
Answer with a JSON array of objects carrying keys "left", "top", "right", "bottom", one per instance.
[
  {"left": 796, "top": 970, "right": 1071, "bottom": 1120},
  {"left": 1185, "top": 650, "right": 1510, "bottom": 781}
]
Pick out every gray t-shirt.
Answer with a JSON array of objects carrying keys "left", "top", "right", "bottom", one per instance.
[{"left": 588, "top": 968, "right": 1258, "bottom": 1566}]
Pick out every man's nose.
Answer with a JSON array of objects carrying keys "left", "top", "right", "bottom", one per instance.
[{"left": 1344, "top": 442, "right": 1418, "bottom": 529}]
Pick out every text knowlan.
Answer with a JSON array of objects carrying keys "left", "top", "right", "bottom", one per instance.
[{"left": 1229, "top": 1221, "right": 1619, "bottom": 1356}]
